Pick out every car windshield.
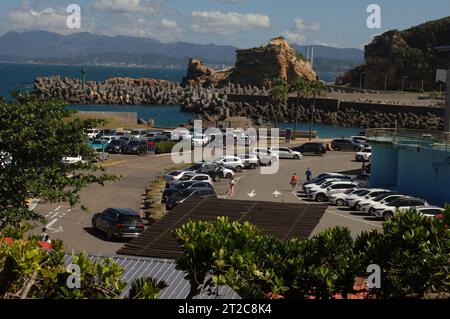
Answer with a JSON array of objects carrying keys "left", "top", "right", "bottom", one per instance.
[
  {"left": 169, "top": 171, "right": 182, "bottom": 176},
  {"left": 179, "top": 174, "right": 194, "bottom": 181},
  {"left": 131, "top": 131, "right": 141, "bottom": 135},
  {"left": 385, "top": 196, "right": 402, "bottom": 203},
  {"left": 344, "top": 189, "right": 355, "bottom": 195},
  {"left": 373, "top": 193, "right": 394, "bottom": 201},
  {"left": 128, "top": 141, "right": 139, "bottom": 146},
  {"left": 357, "top": 190, "right": 370, "bottom": 196}
]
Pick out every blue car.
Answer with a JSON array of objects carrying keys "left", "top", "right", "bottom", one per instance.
[{"left": 89, "top": 139, "right": 109, "bottom": 152}]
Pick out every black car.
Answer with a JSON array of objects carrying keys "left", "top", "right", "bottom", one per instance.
[
  {"left": 121, "top": 140, "right": 148, "bottom": 155},
  {"left": 293, "top": 143, "right": 327, "bottom": 155},
  {"left": 166, "top": 188, "right": 217, "bottom": 210},
  {"left": 187, "top": 163, "right": 223, "bottom": 182},
  {"left": 331, "top": 139, "right": 365, "bottom": 152},
  {"left": 162, "top": 181, "right": 213, "bottom": 202},
  {"left": 92, "top": 208, "right": 145, "bottom": 240},
  {"left": 106, "top": 139, "right": 128, "bottom": 154}
]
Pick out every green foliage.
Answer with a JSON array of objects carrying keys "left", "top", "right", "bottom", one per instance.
[
  {"left": 155, "top": 141, "right": 178, "bottom": 154},
  {"left": 174, "top": 209, "right": 450, "bottom": 299},
  {"left": 0, "top": 93, "right": 118, "bottom": 226},
  {"left": 269, "top": 78, "right": 289, "bottom": 106},
  {"left": 0, "top": 235, "right": 167, "bottom": 299},
  {"left": 129, "top": 277, "right": 169, "bottom": 299}
]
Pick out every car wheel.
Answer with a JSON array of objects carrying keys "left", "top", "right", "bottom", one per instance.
[
  {"left": 225, "top": 173, "right": 232, "bottom": 179},
  {"left": 267, "top": 161, "right": 272, "bottom": 166},
  {"left": 92, "top": 219, "right": 97, "bottom": 230},
  {"left": 214, "top": 175, "right": 221, "bottom": 182},
  {"left": 355, "top": 204, "right": 361, "bottom": 210},
  {"left": 354, "top": 147, "right": 360, "bottom": 152},
  {"left": 106, "top": 229, "right": 114, "bottom": 240},
  {"left": 294, "top": 154, "right": 300, "bottom": 160},
  {"left": 316, "top": 193, "right": 327, "bottom": 202},
  {"left": 335, "top": 146, "right": 341, "bottom": 151},
  {"left": 336, "top": 199, "right": 345, "bottom": 207},
  {"left": 249, "top": 163, "right": 257, "bottom": 170},
  {"left": 236, "top": 166, "right": 243, "bottom": 173},
  {"left": 383, "top": 211, "right": 394, "bottom": 221},
  {"left": 368, "top": 208, "right": 374, "bottom": 215}
]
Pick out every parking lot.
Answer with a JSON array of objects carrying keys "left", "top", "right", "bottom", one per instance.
[{"left": 32, "top": 148, "right": 383, "bottom": 255}]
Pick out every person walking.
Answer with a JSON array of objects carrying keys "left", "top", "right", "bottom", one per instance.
[
  {"left": 305, "top": 168, "right": 313, "bottom": 182},
  {"left": 40, "top": 227, "right": 50, "bottom": 243},
  {"left": 290, "top": 173, "right": 299, "bottom": 191},
  {"left": 226, "top": 177, "right": 236, "bottom": 196}
]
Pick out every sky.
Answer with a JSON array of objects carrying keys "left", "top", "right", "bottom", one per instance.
[{"left": 0, "top": 0, "right": 449, "bottom": 49}]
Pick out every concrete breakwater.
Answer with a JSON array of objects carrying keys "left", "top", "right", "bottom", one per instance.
[{"left": 35, "top": 76, "right": 445, "bottom": 130}]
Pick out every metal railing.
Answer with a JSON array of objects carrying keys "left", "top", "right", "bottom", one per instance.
[{"left": 367, "top": 128, "right": 450, "bottom": 152}]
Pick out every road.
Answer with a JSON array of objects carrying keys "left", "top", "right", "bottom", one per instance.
[{"left": 32, "top": 150, "right": 382, "bottom": 255}]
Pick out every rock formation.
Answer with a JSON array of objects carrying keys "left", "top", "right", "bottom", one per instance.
[
  {"left": 182, "top": 37, "right": 317, "bottom": 88},
  {"left": 337, "top": 16, "right": 450, "bottom": 90}
]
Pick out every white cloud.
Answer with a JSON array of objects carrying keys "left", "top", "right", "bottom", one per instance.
[
  {"left": 280, "top": 30, "right": 306, "bottom": 45},
  {"left": 105, "top": 16, "right": 182, "bottom": 41},
  {"left": 93, "top": 0, "right": 156, "bottom": 14},
  {"left": 311, "top": 39, "right": 340, "bottom": 48},
  {"left": 292, "top": 18, "right": 321, "bottom": 32},
  {"left": 6, "top": 6, "right": 93, "bottom": 34},
  {"left": 189, "top": 11, "right": 271, "bottom": 35}
]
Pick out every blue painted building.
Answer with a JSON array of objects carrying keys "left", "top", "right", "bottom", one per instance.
[{"left": 369, "top": 136, "right": 450, "bottom": 206}]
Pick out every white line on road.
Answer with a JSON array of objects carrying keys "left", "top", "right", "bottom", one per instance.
[
  {"left": 327, "top": 210, "right": 383, "bottom": 228},
  {"left": 54, "top": 206, "right": 62, "bottom": 211}
]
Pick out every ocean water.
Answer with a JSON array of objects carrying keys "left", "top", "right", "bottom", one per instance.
[{"left": 0, "top": 62, "right": 362, "bottom": 138}]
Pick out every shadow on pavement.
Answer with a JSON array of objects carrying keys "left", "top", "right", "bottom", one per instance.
[{"left": 83, "top": 227, "right": 132, "bottom": 243}]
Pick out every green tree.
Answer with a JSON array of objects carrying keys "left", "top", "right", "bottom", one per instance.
[
  {"left": 0, "top": 93, "right": 117, "bottom": 227},
  {"left": 289, "top": 77, "right": 310, "bottom": 140},
  {"left": 269, "top": 78, "right": 289, "bottom": 128}
]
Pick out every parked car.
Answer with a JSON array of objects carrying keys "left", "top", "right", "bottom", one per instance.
[
  {"left": 237, "top": 154, "right": 259, "bottom": 169},
  {"left": 214, "top": 156, "right": 245, "bottom": 172},
  {"left": 187, "top": 162, "right": 235, "bottom": 181},
  {"left": 166, "top": 188, "right": 217, "bottom": 210},
  {"left": 303, "top": 173, "right": 351, "bottom": 190},
  {"left": 355, "top": 147, "right": 372, "bottom": 162},
  {"left": 308, "top": 181, "right": 360, "bottom": 202},
  {"left": 162, "top": 181, "right": 213, "bottom": 202},
  {"left": 88, "top": 139, "right": 109, "bottom": 151},
  {"left": 99, "top": 135, "right": 117, "bottom": 144},
  {"left": 357, "top": 192, "right": 397, "bottom": 212},
  {"left": 145, "top": 131, "right": 162, "bottom": 138},
  {"left": 304, "top": 176, "right": 353, "bottom": 194},
  {"left": 351, "top": 136, "right": 368, "bottom": 144},
  {"left": 250, "top": 148, "right": 278, "bottom": 166},
  {"left": 269, "top": 147, "right": 303, "bottom": 160},
  {"left": 118, "top": 135, "right": 135, "bottom": 143},
  {"left": 329, "top": 188, "right": 367, "bottom": 206},
  {"left": 168, "top": 173, "right": 213, "bottom": 188},
  {"left": 293, "top": 143, "right": 327, "bottom": 155},
  {"left": 171, "top": 130, "right": 192, "bottom": 141},
  {"left": 364, "top": 195, "right": 410, "bottom": 215},
  {"left": 130, "top": 129, "right": 148, "bottom": 139},
  {"left": 121, "top": 140, "right": 148, "bottom": 155},
  {"left": 106, "top": 139, "right": 128, "bottom": 154},
  {"left": 346, "top": 189, "right": 392, "bottom": 209},
  {"left": 371, "top": 198, "right": 429, "bottom": 221},
  {"left": 96, "top": 129, "right": 117, "bottom": 139},
  {"left": 331, "top": 139, "right": 365, "bottom": 152},
  {"left": 85, "top": 128, "right": 101, "bottom": 140},
  {"left": 62, "top": 155, "right": 85, "bottom": 165},
  {"left": 92, "top": 208, "right": 145, "bottom": 240},
  {"left": 414, "top": 206, "right": 445, "bottom": 218},
  {"left": 192, "top": 134, "right": 209, "bottom": 147}
]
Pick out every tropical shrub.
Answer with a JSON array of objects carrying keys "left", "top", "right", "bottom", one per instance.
[{"left": 155, "top": 141, "right": 178, "bottom": 154}]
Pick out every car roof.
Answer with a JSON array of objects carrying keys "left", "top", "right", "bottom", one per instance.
[
  {"left": 416, "top": 205, "right": 442, "bottom": 210},
  {"left": 109, "top": 208, "right": 138, "bottom": 216}
]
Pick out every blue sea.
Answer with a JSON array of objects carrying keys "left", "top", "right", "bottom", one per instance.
[{"left": 0, "top": 62, "right": 362, "bottom": 138}]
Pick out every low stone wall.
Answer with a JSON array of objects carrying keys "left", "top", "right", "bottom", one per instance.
[{"left": 35, "top": 76, "right": 446, "bottom": 130}]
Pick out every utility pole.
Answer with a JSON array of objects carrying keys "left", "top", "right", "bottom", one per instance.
[
  {"left": 311, "top": 46, "right": 314, "bottom": 68},
  {"left": 360, "top": 72, "right": 366, "bottom": 91}
]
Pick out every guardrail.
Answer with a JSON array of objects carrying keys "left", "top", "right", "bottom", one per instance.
[{"left": 367, "top": 128, "right": 450, "bottom": 152}]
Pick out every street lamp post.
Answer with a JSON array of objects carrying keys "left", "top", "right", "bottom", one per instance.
[
  {"left": 401, "top": 76, "right": 409, "bottom": 92},
  {"left": 360, "top": 72, "right": 366, "bottom": 91}
]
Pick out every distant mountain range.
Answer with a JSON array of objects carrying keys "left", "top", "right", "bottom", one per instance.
[{"left": 0, "top": 30, "right": 363, "bottom": 81}]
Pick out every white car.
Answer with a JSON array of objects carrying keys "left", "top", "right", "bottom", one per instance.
[
  {"left": 237, "top": 154, "right": 259, "bottom": 169},
  {"left": 360, "top": 194, "right": 408, "bottom": 214},
  {"left": 355, "top": 147, "right": 372, "bottom": 162},
  {"left": 214, "top": 156, "right": 245, "bottom": 172},
  {"left": 164, "top": 170, "right": 192, "bottom": 184},
  {"left": 99, "top": 135, "right": 117, "bottom": 143},
  {"left": 130, "top": 129, "right": 147, "bottom": 139},
  {"left": 269, "top": 147, "right": 303, "bottom": 160},
  {"left": 304, "top": 178, "right": 350, "bottom": 194},
  {"left": 346, "top": 189, "right": 391, "bottom": 209},
  {"left": 168, "top": 173, "right": 213, "bottom": 188},
  {"left": 329, "top": 188, "right": 367, "bottom": 206},
  {"left": 86, "top": 128, "right": 100, "bottom": 140},
  {"left": 371, "top": 197, "right": 429, "bottom": 221},
  {"left": 250, "top": 148, "right": 279, "bottom": 166},
  {"left": 302, "top": 173, "right": 351, "bottom": 190},
  {"left": 308, "top": 181, "right": 360, "bottom": 202},
  {"left": 191, "top": 134, "right": 209, "bottom": 147},
  {"left": 62, "top": 156, "right": 85, "bottom": 165},
  {"left": 351, "top": 136, "right": 368, "bottom": 144},
  {"left": 171, "top": 130, "right": 193, "bottom": 141},
  {"left": 415, "top": 206, "right": 445, "bottom": 218}
]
